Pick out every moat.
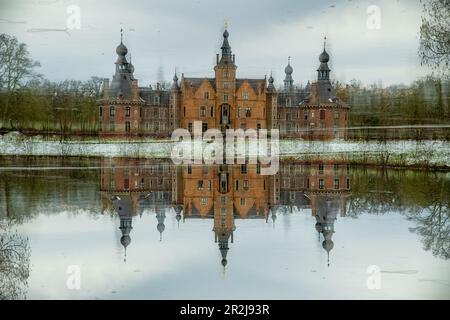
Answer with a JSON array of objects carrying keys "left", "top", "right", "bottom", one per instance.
[{"left": 0, "top": 157, "right": 448, "bottom": 299}]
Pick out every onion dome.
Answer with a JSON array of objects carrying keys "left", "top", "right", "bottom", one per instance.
[
  {"left": 285, "top": 62, "right": 293, "bottom": 75},
  {"left": 128, "top": 62, "right": 134, "bottom": 73},
  {"left": 116, "top": 41, "right": 128, "bottom": 56},
  {"left": 221, "top": 258, "right": 228, "bottom": 267},
  {"left": 319, "top": 49, "right": 329, "bottom": 63},
  {"left": 120, "top": 235, "right": 131, "bottom": 248}
]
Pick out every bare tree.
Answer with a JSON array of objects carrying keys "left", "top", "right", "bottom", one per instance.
[
  {"left": 419, "top": 0, "right": 450, "bottom": 76},
  {"left": 0, "top": 224, "right": 31, "bottom": 300},
  {"left": 0, "top": 34, "right": 41, "bottom": 127}
]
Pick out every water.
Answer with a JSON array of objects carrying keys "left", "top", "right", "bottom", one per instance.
[{"left": 0, "top": 157, "right": 449, "bottom": 300}]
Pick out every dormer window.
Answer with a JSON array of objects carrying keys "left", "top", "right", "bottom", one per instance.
[
  {"left": 204, "top": 91, "right": 209, "bottom": 99},
  {"left": 243, "top": 92, "right": 249, "bottom": 100}
]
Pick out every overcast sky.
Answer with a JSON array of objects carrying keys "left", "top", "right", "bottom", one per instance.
[{"left": 0, "top": 0, "right": 431, "bottom": 87}]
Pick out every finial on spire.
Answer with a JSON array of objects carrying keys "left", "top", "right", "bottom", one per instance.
[
  {"left": 288, "top": 56, "right": 291, "bottom": 65},
  {"left": 120, "top": 28, "right": 123, "bottom": 43},
  {"left": 224, "top": 17, "right": 229, "bottom": 29},
  {"left": 324, "top": 36, "right": 327, "bottom": 50}
]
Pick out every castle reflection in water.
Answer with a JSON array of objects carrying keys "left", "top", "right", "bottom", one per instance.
[{"left": 100, "top": 159, "right": 351, "bottom": 267}]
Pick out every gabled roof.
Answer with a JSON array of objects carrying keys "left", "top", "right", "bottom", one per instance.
[
  {"left": 236, "top": 78, "right": 265, "bottom": 94},
  {"left": 183, "top": 77, "right": 216, "bottom": 91}
]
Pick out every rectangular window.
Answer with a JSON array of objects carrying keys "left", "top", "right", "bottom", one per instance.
[
  {"left": 245, "top": 108, "right": 251, "bottom": 117},
  {"left": 202, "top": 122, "right": 208, "bottom": 132},
  {"left": 188, "top": 123, "right": 193, "bottom": 133},
  {"left": 319, "top": 163, "right": 324, "bottom": 174},
  {"left": 110, "top": 106, "right": 115, "bottom": 116},
  {"left": 221, "top": 196, "right": 226, "bottom": 205},
  {"left": 200, "top": 198, "right": 207, "bottom": 206},
  {"left": 235, "top": 180, "right": 239, "bottom": 191},
  {"left": 223, "top": 94, "right": 228, "bottom": 101},
  {"left": 243, "top": 92, "right": 249, "bottom": 100},
  {"left": 204, "top": 91, "right": 209, "bottom": 99},
  {"left": 334, "top": 164, "right": 339, "bottom": 173},
  {"left": 240, "top": 198, "right": 246, "bottom": 206},
  {"left": 240, "top": 164, "right": 247, "bottom": 174},
  {"left": 347, "top": 178, "right": 350, "bottom": 189},
  {"left": 99, "top": 107, "right": 102, "bottom": 117},
  {"left": 210, "top": 107, "right": 214, "bottom": 117},
  {"left": 304, "top": 111, "right": 308, "bottom": 120},
  {"left": 334, "top": 179, "right": 340, "bottom": 190},
  {"left": 125, "top": 121, "right": 130, "bottom": 132},
  {"left": 237, "top": 107, "right": 241, "bottom": 118},
  {"left": 125, "top": 107, "right": 130, "bottom": 117},
  {"left": 223, "top": 81, "right": 228, "bottom": 89},
  {"left": 200, "top": 106, "right": 206, "bottom": 117},
  {"left": 319, "top": 179, "right": 324, "bottom": 190},
  {"left": 256, "top": 163, "right": 261, "bottom": 174},
  {"left": 109, "top": 122, "right": 115, "bottom": 132},
  {"left": 243, "top": 180, "right": 249, "bottom": 191},
  {"left": 188, "top": 165, "right": 192, "bottom": 175}
]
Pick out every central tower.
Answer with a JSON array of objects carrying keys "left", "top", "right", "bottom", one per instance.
[{"left": 214, "top": 28, "right": 237, "bottom": 131}]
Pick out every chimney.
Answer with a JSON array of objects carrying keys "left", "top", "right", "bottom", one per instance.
[
  {"left": 103, "top": 78, "right": 109, "bottom": 101},
  {"left": 216, "top": 53, "right": 219, "bottom": 64},
  {"left": 131, "top": 79, "right": 138, "bottom": 100}
]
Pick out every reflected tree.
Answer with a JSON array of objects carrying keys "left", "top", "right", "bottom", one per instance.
[
  {"left": 0, "top": 223, "right": 31, "bottom": 300},
  {"left": 407, "top": 179, "right": 449, "bottom": 260},
  {"left": 347, "top": 167, "right": 449, "bottom": 259}
]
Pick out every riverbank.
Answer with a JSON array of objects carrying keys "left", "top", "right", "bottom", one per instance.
[{"left": 0, "top": 131, "right": 449, "bottom": 170}]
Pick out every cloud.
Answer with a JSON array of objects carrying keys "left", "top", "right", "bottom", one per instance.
[{"left": 0, "top": 0, "right": 430, "bottom": 86}]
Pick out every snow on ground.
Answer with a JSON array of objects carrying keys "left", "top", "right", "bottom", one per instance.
[{"left": 0, "top": 132, "right": 449, "bottom": 168}]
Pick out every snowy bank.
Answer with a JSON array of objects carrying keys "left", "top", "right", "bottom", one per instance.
[{"left": 0, "top": 132, "right": 449, "bottom": 168}]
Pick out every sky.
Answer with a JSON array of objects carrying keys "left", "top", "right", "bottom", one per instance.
[{"left": 0, "top": 0, "right": 432, "bottom": 87}]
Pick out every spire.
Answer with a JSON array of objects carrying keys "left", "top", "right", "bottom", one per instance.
[
  {"left": 284, "top": 56, "right": 294, "bottom": 90},
  {"left": 171, "top": 68, "right": 179, "bottom": 90},
  {"left": 217, "top": 24, "right": 235, "bottom": 67},
  {"left": 318, "top": 36, "right": 330, "bottom": 81},
  {"left": 267, "top": 71, "right": 275, "bottom": 92},
  {"left": 156, "top": 211, "right": 166, "bottom": 242}
]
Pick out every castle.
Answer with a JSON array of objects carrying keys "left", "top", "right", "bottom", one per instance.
[{"left": 99, "top": 28, "right": 349, "bottom": 140}]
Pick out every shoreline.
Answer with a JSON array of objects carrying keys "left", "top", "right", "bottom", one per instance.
[{"left": 1, "top": 131, "right": 449, "bottom": 170}]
